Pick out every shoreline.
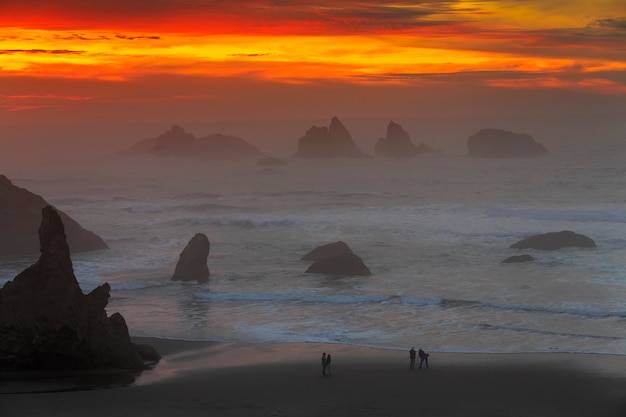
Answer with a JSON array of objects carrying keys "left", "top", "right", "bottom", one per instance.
[{"left": 2, "top": 337, "right": 625, "bottom": 416}]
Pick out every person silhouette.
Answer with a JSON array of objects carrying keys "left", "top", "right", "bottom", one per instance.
[
  {"left": 321, "top": 352, "right": 327, "bottom": 376},
  {"left": 409, "top": 347, "right": 416, "bottom": 369},
  {"left": 418, "top": 348, "right": 429, "bottom": 369},
  {"left": 325, "top": 353, "right": 332, "bottom": 376}
]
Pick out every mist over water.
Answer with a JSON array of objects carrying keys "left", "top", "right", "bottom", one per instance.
[{"left": 1, "top": 124, "right": 625, "bottom": 355}]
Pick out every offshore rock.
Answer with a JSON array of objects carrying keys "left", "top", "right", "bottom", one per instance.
[
  {"left": 0, "top": 206, "right": 146, "bottom": 371},
  {"left": 510, "top": 231, "right": 596, "bottom": 251},
  {"left": 126, "top": 125, "right": 264, "bottom": 160},
  {"left": 374, "top": 121, "right": 420, "bottom": 158},
  {"left": 305, "top": 252, "right": 371, "bottom": 276},
  {"left": 468, "top": 128, "right": 547, "bottom": 158},
  {"left": 0, "top": 174, "right": 109, "bottom": 256},
  {"left": 293, "top": 117, "right": 368, "bottom": 159},
  {"left": 301, "top": 241, "right": 354, "bottom": 261},
  {"left": 171, "top": 233, "right": 211, "bottom": 283},
  {"left": 502, "top": 254, "right": 536, "bottom": 263}
]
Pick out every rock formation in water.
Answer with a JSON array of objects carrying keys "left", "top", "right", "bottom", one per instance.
[
  {"left": 305, "top": 253, "right": 371, "bottom": 276},
  {"left": 374, "top": 121, "right": 420, "bottom": 158},
  {"left": 171, "top": 233, "right": 211, "bottom": 283},
  {"left": 0, "top": 174, "right": 109, "bottom": 256},
  {"left": 293, "top": 117, "right": 368, "bottom": 159},
  {"left": 301, "top": 241, "right": 354, "bottom": 261},
  {"left": 510, "top": 231, "right": 596, "bottom": 250},
  {"left": 502, "top": 254, "right": 536, "bottom": 263},
  {"left": 125, "top": 125, "right": 264, "bottom": 160},
  {"left": 467, "top": 128, "right": 547, "bottom": 158},
  {"left": 303, "top": 241, "right": 370, "bottom": 276},
  {"left": 0, "top": 206, "right": 150, "bottom": 371}
]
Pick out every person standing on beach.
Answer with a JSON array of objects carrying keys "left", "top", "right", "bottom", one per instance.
[
  {"left": 321, "top": 352, "right": 327, "bottom": 376},
  {"left": 409, "top": 347, "right": 416, "bottom": 369},
  {"left": 418, "top": 348, "right": 429, "bottom": 369},
  {"left": 325, "top": 353, "right": 332, "bottom": 376}
]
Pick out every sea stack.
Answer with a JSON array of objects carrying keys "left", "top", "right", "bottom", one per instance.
[
  {"left": 171, "top": 233, "right": 211, "bottom": 283},
  {"left": 293, "top": 117, "right": 368, "bottom": 159},
  {"left": 374, "top": 121, "right": 420, "bottom": 158},
  {"left": 510, "top": 231, "right": 596, "bottom": 250},
  {"left": 0, "top": 206, "right": 146, "bottom": 371},
  {"left": 467, "top": 128, "right": 547, "bottom": 158},
  {"left": 303, "top": 241, "right": 371, "bottom": 276}
]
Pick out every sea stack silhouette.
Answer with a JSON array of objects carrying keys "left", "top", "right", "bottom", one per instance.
[
  {"left": 293, "top": 117, "right": 368, "bottom": 159},
  {"left": 125, "top": 125, "right": 264, "bottom": 160},
  {"left": 467, "top": 128, "right": 547, "bottom": 158},
  {"left": 0, "top": 206, "right": 151, "bottom": 371},
  {"left": 171, "top": 233, "right": 211, "bottom": 283},
  {"left": 374, "top": 121, "right": 421, "bottom": 158},
  {"left": 0, "top": 174, "right": 108, "bottom": 256},
  {"left": 303, "top": 241, "right": 371, "bottom": 276}
]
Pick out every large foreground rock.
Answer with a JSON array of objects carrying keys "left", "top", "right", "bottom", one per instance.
[
  {"left": 468, "top": 128, "right": 547, "bottom": 158},
  {"left": 293, "top": 117, "right": 368, "bottom": 159},
  {"left": 510, "top": 231, "right": 596, "bottom": 250},
  {"left": 0, "top": 206, "right": 148, "bottom": 371},
  {"left": 126, "top": 125, "right": 264, "bottom": 160},
  {"left": 171, "top": 233, "right": 210, "bottom": 283},
  {"left": 0, "top": 175, "right": 109, "bottom": 256}
]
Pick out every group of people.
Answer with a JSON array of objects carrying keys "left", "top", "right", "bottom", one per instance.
[
  {"left": 320, "top": 348, "right": 430, "bottom": 376},
  {"left": 321, "top": 352, "right": 332, "bottom": 376},
  {"left": 409, "top": 347, "right": 429, "bottom": 369}
]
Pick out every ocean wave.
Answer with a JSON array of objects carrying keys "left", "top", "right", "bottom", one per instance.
[
  {"left": 191, "top": 291, "right": 625, "bottom": 320},
  {"left": 184, "top": 215, "right": 297, "bottom": 229},
  {"left": 52, "top": 196, "right": 130, "bottom": 205},
  {"left": 121, "top": 204, "right": 164, "bottom": 214},
  {"left": 478, "top": 323, "right": 624, "bottom": 341},
  {"left": 172, "top": 203, "right": 247, "bottom": 212},
  {"left": 487, "top": 205, "right": 626, "bottom": 224},
  {"left": 171, "top": 192, "right": 221, "bottom": 200}
]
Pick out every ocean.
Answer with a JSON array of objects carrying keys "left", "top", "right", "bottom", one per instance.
[{"left": 1, "top": 133, "right": 625, "bottom": 356}]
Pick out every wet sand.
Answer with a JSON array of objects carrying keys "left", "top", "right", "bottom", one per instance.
[{"left": 2, "top": 337, "right": 625, "bottom": 416}]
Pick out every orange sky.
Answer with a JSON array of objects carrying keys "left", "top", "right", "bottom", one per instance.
[{"left": 1, "top": 0, "right": 626, "bottom": 137}]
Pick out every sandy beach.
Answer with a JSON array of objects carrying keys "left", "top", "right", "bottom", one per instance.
[{"left": 2, "top": 337, "right": 625, "bottom": 417}]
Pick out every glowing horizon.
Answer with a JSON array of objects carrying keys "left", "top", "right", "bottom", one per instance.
[{"left": 1, "top": 1, "right": 626, "bottom": 120}]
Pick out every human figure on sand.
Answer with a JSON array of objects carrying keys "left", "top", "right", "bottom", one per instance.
[
  {"left": 326, "top": 353, "right": 332, "bottom": 376},
  {"left": 418, "top": 348, "right": 429, "bottom": 369},
  {"left": 409, "top": 347, "right": 416, "bottom": 369},
  {"left": 321, "top": 352, "right": 327, "bottom": 376}
]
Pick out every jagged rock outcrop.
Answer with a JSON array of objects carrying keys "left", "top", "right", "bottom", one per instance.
[
  {"left": 125, "top": 125, "right": 264, "bottom": 160},
  {"left": 502, "top": 254, "right": 536, "bottom": 263},
  {"left": 171, "top": 233, "right": 210, "bottom": 283},
  {"left": 301, "top": 241, "right": 353, "bottom": 261},
  {"left": 0, "top": 206, "right": 149, "bottom": 371},
  {"left": 303, "top": 241, "right": 370, "bottom": 276},
  {"left": 468, "top": 128, "right": 547, "bottom": 158},
  {"left": 374, "top": 121, "right": 420, "bottom": 158},
  {"left": 510, "top": 231, "right": 596, "bottom": 251},
  {"left": 0, "top": 174, "right": 109, "bottom": 256},
  {"left": 293, "top": 117, "right": 368, "bottom": 159}
]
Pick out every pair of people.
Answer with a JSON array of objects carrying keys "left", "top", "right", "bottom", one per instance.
[
  {"left": 321, "top": 352, "right": 332, "bottom": 376},
  {"left": 409, "top": 347, "right": 429, "bottom": 369}
]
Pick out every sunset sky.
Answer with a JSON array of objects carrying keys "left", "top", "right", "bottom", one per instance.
[{"left": 2, "top": 0, "right": 626, "bottom": 150}]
